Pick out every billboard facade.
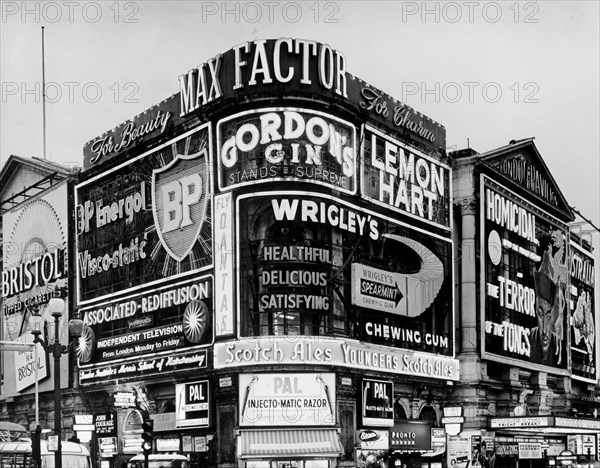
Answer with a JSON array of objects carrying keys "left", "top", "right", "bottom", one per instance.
[
  {"left": 217, "top": 108, "right": 357, "bottom": 194},
  {"left": 238, "top": 373, "right": 336, "bottom": 427},
  {"left": 76, "top": 124, "right": 214, "bottom": 385},
  {"left": 236, "top": 191, "right": 453, "bottom": 357},
  {"left": 77, "top": 39, "right": 454, "bottom": 394},
  {"left": 481, "top": 175, "right": 569, "bottom": 372},
  {"left": 75, "top": 124, "right": 213, "bottom": 305},
  {"left": 1, "top": 181, "right": 70, "bottom": 396},
  {"left": 77, "top": 275, "right": 213, "bottom": 367},
  {"left": 570, "top": 241, "right": 596, "bottom": 381},
  {"left": 362, "top": 125, "right": 451, "bottom": 230}
]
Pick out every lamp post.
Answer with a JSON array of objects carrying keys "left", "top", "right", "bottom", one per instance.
[{"left": 30, "top": 297, "right": 84, "bottom": 468}]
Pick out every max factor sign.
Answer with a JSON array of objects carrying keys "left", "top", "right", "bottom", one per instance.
[
  {"left": 214, "top": 337, "right": 459, "bottom": 381},
  {"left": 179, "top": 38, "right": 348, "bottom": 117}
]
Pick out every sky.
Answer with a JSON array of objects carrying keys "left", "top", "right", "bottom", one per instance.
[{"left": 1, "top": 0, "right": 599, "bottom": 230}]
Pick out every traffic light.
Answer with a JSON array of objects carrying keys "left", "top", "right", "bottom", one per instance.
[
  {"left": 31, "top": 425, "right": 41, "bottom": 468},
  {"left": 141, "top": 419, "right": 153, "bottom": 454}
]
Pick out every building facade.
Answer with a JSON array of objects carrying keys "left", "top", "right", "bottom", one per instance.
[{"left": 1, "top": 38, "right": 598, "bottom": 468}]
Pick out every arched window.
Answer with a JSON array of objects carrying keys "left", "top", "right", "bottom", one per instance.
[
  {"left": 419, "top": 405, "right": 438, "bottom": 426},
  {"left": 394, "top": 400, "right": 407, "bottom": 420}
]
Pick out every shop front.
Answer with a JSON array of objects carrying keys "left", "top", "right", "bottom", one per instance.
[
  {"left": 234, "top": 373, "right": 343, "bottom": 467},
  {"left": 489, "top": 416, "right": 600, "bottom": 468},
  {"left": 355, "top": 421, "right": 435, "bottom": 468}
]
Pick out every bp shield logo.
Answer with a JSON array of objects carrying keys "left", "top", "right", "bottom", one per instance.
[{"left": 152, "top": 148, "right": 209, "bottom": 262}]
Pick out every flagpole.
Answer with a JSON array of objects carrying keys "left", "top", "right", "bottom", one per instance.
[{"left": 41, "top": 26, "right": 47, "bottom": 160}]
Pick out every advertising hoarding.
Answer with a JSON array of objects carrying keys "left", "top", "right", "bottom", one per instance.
[
  {"left": 79, "top": 349, "right": 207, "bottom": 385},
  {"left": 357, "top": 430, "right": 389, "bottom": 450},
  {"left": 361, "top": 379, "right": 394, "bottom": 427},
  {"left": 175, "top": 380, "right": 209, "bottom": 428},
  {"left": 239, "top": 373, "right": 336, "bottom": 427},
  {"left": 569, "top": 241, "right": 596, "bottom": 382},
  {"left": 83, "top": 96, "right": 176, "bottom": 170},
  {"left": 95, "top": 412, "right": 117, "bottom": 437},
  {"left": 361, "top": 125, "right": 451, "bottom": 230},
  {"left": 236, "top": 191, "right": 453, "bottom": 357},
  {"left": 214, "top": 192, "right": 235, "bottom": 337},
  {"left": 77, "top": 275, "right": 213, "bottom": 368},
  {"left": 217, "top": 107, "right": 357, "bottom": 194},
  {"left": 83, "top": 39, "right": 445, "bottom": 172},
  {"left": 1, "top": 181, "right": 70, "bottom": 396},
  {"left": 75, "top": 124, "right": 213, "bottom": 305},
  {"left": 481, "top": 176, "right": 569, "bottom": 372},
  {"left": 390, "top": 421, "right": 431, "bottom": 451},
  {"left": 214, "top": 336, "right": 459, "bottom": 381}
]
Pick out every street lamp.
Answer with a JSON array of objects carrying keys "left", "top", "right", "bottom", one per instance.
[{"left": 30, "top": 297, "right": 84, "bottom": 468}]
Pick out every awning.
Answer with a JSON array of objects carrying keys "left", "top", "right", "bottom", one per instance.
[
  {"left": 238, "top": 429, "right": 344, "bottom": 458},
  {"left": 422, "top": 448, "right": 446, "bottom": 458}
]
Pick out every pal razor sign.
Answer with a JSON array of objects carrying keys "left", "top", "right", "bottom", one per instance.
[{"left": 239, "top": 373, "right": 336, "bottom": 426}]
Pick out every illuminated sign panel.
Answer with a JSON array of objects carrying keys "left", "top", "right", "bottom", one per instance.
[
  {"left": 83, "top": 97, "right": 176, "bottom": 169},
  {"left": 361, "top": 379, "right": 394, "bottom": 427},
  {"left": 236, "top": 191, "right": 453, "bottom": 356},
  {"left": 217, "top": 108, "right": 357, "bottom": 194},
  {"left": 175, "top": 380, "right": 210, "bottom": 428},
  {"left": 75, "top": 124, "right": 213, "bottom": 305},
  {"left": 79, "top": 349, "right": 207, "bottom": 385},
  {"left": 95, "top": 412, "right": 117, "bottom": 437},
  {"left": 84, "top": 39, "right": 445, "bottom": 172},
  {"left": 214, "top": 337, "right": 459, "bottom": 381},
  {"left": 481, "top": 175, "right": 569, "bottom": 372},
  {"left": 1, "top": 181, "right": 70, "bottom": 396},
  {"left": 77, "top": 276, "right": 213, "bottom": 368},
  {"left": 569, "top": 241, "right": 596, "bottom": 382},
  {"left": 214, "top": 193, "right": 235, "bottom": 336},
  {"left": 362, "top": 126, "right": 450, "bottom": 229},
  {"left": 489, "top": 417, "right": 554, "bottom": 429},
  {"left": 390, "top": 421, "right": 432, "bottom": 451},
  {"left": 239, "top": 373, "right": 336, "bottom": 427}
]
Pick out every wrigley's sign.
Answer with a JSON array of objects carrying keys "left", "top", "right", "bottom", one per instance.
[{"left": 214, "top": 336, "right": 459, "bottom": 381}]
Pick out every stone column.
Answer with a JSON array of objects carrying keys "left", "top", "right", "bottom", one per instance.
[{"left": 456, "top": 197, "right": 482, "bottom": 381}]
